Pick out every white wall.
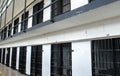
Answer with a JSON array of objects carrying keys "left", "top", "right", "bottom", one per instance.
[
  {"left": 0, "top": 16, "right": 120, "bottom": 48},
  {"left": 4, "top": 48, "right": 7, "bottom": 64},
  {"left": 28, "top": 8, "right": 33, "bottom": 28},
  {"left": 71, "top": 0, "right": 88, "bottom": 10},
  {"left": 9, "top": 48, "right": 12, "bottom": 67},
  {"left": 43, "top": 0, "right": 51, "bottom": 22},
  {"left": 26, "top": 46, "right": 31, "bottom": 75},
  {"left": 18, "top": 17, "right": 21, "bottom": 32},
  {"left": 42, "top": 45, "right": 51, "bottom": 76},
  {"left": 16, "top": 47, "right": 20, "bottom": 70},
  {"left": 72, "top": 41, "right": 92, "bottom": 76}
]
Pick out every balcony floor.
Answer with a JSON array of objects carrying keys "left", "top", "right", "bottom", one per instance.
[{"left": 0, "top": 64, "right": 25, "bottom": 76}]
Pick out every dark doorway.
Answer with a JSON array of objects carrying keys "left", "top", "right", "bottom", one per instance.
[
  {"left": 11, "top": 47, "right": 17, "bottom": 69},
  {"left": 0, "top": 48, "right": 2, "bottom": 63},
  {"left": 13, "top": 18, "right": 19, "bottom": 34},
  {"left": 31, "top": 45, "right": 42, "bottom": 76},
  {"left": 6, "top": 48, "right": 10, "bottom": 66},
  {"left": 19, "top": 46, "right": 27, "bottom": 74},
  {"left": 92, "top": 38, "right": 120, "bottom": 76},
  {"left": 2, "top": 48, "right": 6, "bottom": 64},
  {"left": 51, "top": 43, "right": 72, "bottom": 76},
  {"left": 32, "top": 1, "right": 44, "bottom": 26},
  {"left": 21, "top": 11, "right": 29, "bottom": 31}
]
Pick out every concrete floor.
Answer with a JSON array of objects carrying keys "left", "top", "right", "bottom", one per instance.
[{"left": 0, "top": 63, "right": 25, "bottom": 76}]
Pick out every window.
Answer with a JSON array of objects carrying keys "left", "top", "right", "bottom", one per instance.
[
  {"left": 8, "top": 23, "right": 12, "bottom": 37},
  {"left": 6, "top": 48, "right": 10, "bottom": 66},
  {"left": 21, "top": 11, "right": 29, "bottom": 31},
  {"left": 51, "top": 0, "right": 71, "bottom": 18},
  {"left": 92, "top": 38, "right": 120, "bottom": 76},
  {"left": 13, "top": 18, "right": 19, "bottom": 34},
  {"left": 31, "top": 45, "right": 42, "bottom": 76},
  {"left": 32, "top": 1, "right": 44, "bottom": 26},
  {"left": 51, "top": 43, "right": 72, "bottom": 76},
  {"left": 19, "top": 46, "right": 27, "bottom": 74},
  {"left": 11, "top": 47, "right": 17, "bottom": 69}
]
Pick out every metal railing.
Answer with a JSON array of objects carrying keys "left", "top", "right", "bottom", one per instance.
[{"left": 0, "top": 0, "right": 58, "bottom": 40}]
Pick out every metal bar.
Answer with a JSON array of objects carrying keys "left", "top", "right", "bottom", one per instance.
[{"left": 0, "top": 0, "right": 58, "bottom": 32}]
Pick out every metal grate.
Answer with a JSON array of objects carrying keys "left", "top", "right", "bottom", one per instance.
[
  {"left": 32, "top": 1, "right": 44, "bottom": 26},
  {"left": 6, "top": 48, "right": 10, "bottom": 66},
  {"left": 0, "top": 48, "right": 2, "bottom": 63},
  {"left": 11, "top": 47, "right": 17, "bottom": 69},
  {"left": 21, "top": 11, "right": 29, "bottom": 31},
  {"left": 51, "top": 43, "right": 72, "bottom": 76},
  {"left": 13, "top": 18, "right": 19, "bottom": 34},
  {"left": 51, "top": 0, "right": 71, "bottom": 18},
  {"left": 19, "top": 46, "right": 26, "bottom": 74},
  {"left": 92, "top": 38, "right": 120, "bottom": 76},
  {"left": 8, "top": 23, "right": 12, "bottom": 37},
  {"left": 31, "top": 45, "right": 42, "bottom": 76},
  {"left": 2, "top": 48, "right": 5, "bottom": 64}
]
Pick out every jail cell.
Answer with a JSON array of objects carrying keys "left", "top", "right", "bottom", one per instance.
[
  {"left": 6, "top": 48, "right": 10, "bottom": 66},
  {"left": 92, "top": 38, "right": 120, "bottom": 76},
  {"left": 0, "top": 49, "right": 2, "bottom": 63},
  {"left": 31, "top": 45, "right": 42, "bottom": 76},
  {"left": 2, "top": 48, "right": 6, "bottom": 64},
  {"left": 19, "top": 46, "right": 27, "bottom": 74},
  {"left": 11, "top": 47, "right": 17, "bottom": 69},
  {"left": 51, "top": 43, "right": 72, "bottom": 76}
]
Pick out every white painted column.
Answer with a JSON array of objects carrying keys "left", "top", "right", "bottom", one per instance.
[
  {"left": 4, "top": 48, "right": 7, "bottom": 64},
  {"left": 43, "top": 0, "right": 51, "bottom": 22},
  {"left": 28, "top": 8, "right": 33, "bottom": 28},
  {"left": 18, "top": 17, "right": 21, "bottom": 32},
  {"left": 72, "top": 41, "right": 92, "bottom": 76},
  {"left": 71, "top": 0, "right": 88, "bottom": 10},
  {"left": 9, "top": 48, "right": 12, "bottom": 67},
  {"left": 16, "top": 47, "right": 20, "bottom": 70},
  {"left": 11, "top": 22, "right": 14, "bottom": 36},
  {"left": 26, "top": 46, "right": 31, "bottom": 75},
  {"left": 42, "top": 45, "right": 51, "bottom": 76}
]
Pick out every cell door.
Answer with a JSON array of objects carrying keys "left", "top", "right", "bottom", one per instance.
[
  {"left": 51, "top": 43, "right": 72, "bottom": 76},
  {"left": 2, "top": 48, "right": 5, "bottom": 64},
  {"left": 0, "top": 49, "right": 2, "bottom": 63},
  {"left": 11, "top": 47, "right": 17, "bottom": 69},
  {"left": 6, "top": 48, "right": 10, "bottom": 66},
  {"left": 19, "top": 46, "right": 26, "bottom": 74},
  {"left": 32, "top": 1, "right": 43, "bottom": 26},
  {"left": 21, "top": 11, "right": 29, "bottom": 31},
  {"left": 92, "top": 38, "right": 120, "bottom": 76},
  {"left": 62, "top": 43, "right": 72, "bottom": 76},
  {"left": 31, "top": 45, "right": 42, "bottom": 76}
]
